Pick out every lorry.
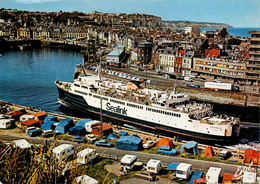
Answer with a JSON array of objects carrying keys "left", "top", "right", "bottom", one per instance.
[{"left": 204, "top": 82, "right": 239, "bottom": 91}]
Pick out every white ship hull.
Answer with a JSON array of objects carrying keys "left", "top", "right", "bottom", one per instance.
[{"left": 55, "top": 81, "right": 240, "bottom": 142}]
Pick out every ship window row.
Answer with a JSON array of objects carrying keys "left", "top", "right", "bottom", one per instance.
[
  {"left": 102, "top": 97, "right": 108, "bottom": 101},
  {"left": 127, "top": 103, "right": 143, "bottom": 109},
  {"left": 153, "top": 102, "right": 165, "bottom": 107},
  {"left": 75, "top": 90, "right": 88, "bottom": 96},
  {"left": 82, "top": 86, "right": 88, "bottom": 89},
  {"left": 146, "top": 107, "right": 181, "bottom": 117},
  {"left": 110, "top": 99, "right": 125, "bottom": 105}
]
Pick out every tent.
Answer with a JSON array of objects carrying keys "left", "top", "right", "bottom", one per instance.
[
  {"left": 9, "top": 111, "right": 23, "bottom": 120},
  {"left": 204, "top": 146, "right": 214, "bottom": 157},
  {"left": 44, "top": 116, "right": 58, "bottom": 123},
  {"left": 166, "top": 163, "right": 179, "bottom": 171},
  {"left": 119, "top": 131, "right": 128, "bottom": 136},
  {"left": 41, "top": 121, "right": 57, "bottom": 130},
  {"left": 92, "top": 124, "right": 113, "bottom": 136},
  {"left": 156, "top": 138, "right": 174, "bottom": 148},
  {"left": 179, "top": 141, "right": 200, "bottom": 155},
  {"left": 55, "top": 118, "right": 74, "bottom": 134},
  {"left": 20, "top": 119, "right": 40, "bottom": 129},
  {"left": 189, "top": 171, "right": 203, "bottom": 184},
  {"left": 75, "top": 119, "right": 92, "bottom": 127},
  {"left": 69, "top": 126, "right": 86, "bottom": 136},
  {"left": 243, "top": 149, "right": 260, "bottom": 166},
  {"left": 108, "top": 132, "right": 119, "bottom": 140},
  {"left": 116, "top": 136, "right": 143, "bottom": 151}
]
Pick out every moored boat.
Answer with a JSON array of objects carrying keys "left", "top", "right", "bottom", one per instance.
[{"left": 55, "top": 64, "right": 240, "bottom": 142}]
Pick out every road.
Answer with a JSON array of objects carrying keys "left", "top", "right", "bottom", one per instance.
[
  {"left": 0, "top": 133, "right": 239, "bottom": 174},
  {"left": 103, "top": 66, "right": 259, "bottom": 95}
]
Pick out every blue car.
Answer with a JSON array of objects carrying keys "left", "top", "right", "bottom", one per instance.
[
  {"left": 95, "top": 139, "right": 113, "bottom": 147},
  {"left": 158, "top": 146, "right": 177, "bottom": 155},
  {"left": 70, "top": 136, "right": 86, "bottom": 143},
  {"left": 28, "top": 129, "right": 41, "bottom": 137}
]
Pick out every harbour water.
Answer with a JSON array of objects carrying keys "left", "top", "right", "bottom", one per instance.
[
  {"left": 201, "top": 27, "right": 260, "bottom": 38},
  {"left": 0, "top": 48, "right": 82, "bottom": 113}
]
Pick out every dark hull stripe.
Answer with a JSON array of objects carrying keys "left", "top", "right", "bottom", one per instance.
[{"left": 57, "top": 86, "right": 232, "bottom": 142}]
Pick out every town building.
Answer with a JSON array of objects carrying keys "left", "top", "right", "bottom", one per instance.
[
  {"left": 246, "top": 31, "right": 260, "bottom": 85},
  {"left": 106, "top": 45, "right": 125, "bottom": 66},
  {"left": 137, "top": 41, "right": 153, "bottom": 67},
  {"left": 159, "top": 47, "right": 175, "bottom": 72}
]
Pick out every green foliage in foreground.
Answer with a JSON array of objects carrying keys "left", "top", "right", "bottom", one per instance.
[{"left": 0, "top": 141, "right": 117, "bottom": 184}]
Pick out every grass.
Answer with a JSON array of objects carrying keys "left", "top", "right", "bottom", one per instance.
[
  {"left": 0, "top": 140, "right": 118, "bottom": 184},
  {"left": 141, "top": 146, "right": 243, "bottom": 166}
]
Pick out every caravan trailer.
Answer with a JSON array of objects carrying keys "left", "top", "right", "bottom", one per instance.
[
  {"left": 176, "top": 163, "right": 192, "bottom": 179},
  {"left": 146, "top": 159, "right": 162, "bottom": 174},
  {"left": 20, "top": 115, "right": 35, "bottom": 122},
  {"left": 0, "top": 119, "right": 14, "bottom": 129},
  {"left": 120, "top": 154, "right": 137, "bottom": 172},
  {"left": 53, "top": 144, "right": 75, "bottom": 160},
  {"left": 206, "top": 167, "right": 222, "bottom": 184},
  {"left": 77, "top": 148, "right": 98, "bottom": 164}
]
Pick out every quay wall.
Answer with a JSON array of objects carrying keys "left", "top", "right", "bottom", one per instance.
[{"left": 0, "top": 38, "right": 42, "bottom": 52}]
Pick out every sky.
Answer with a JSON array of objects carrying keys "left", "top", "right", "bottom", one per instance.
[{"left": 0, "top": 0, "right": 259, "bottom": 27}]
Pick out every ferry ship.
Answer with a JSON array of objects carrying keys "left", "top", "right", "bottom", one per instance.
[{"left": 55, "top": 65, "right": 240, "bottom": 142}]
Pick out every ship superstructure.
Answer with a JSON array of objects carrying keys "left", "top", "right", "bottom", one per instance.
[{"left": 55, "top": 65, "right": 240, "bottom": 142}]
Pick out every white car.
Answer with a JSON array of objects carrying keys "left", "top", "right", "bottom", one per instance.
[
  {"left": 143, "top": 140, "right": 157, "bottom": 149},
  {"left": 86, "top": 134, "right": 97, "bottom": 143}
]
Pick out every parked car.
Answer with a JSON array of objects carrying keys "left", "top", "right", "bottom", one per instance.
[
  {"left": 218, "top": 150, "right": 232, "bottom": 160},
  {"left": 28, "top": 128, "right": 41, "bottom": 137},
  {"left": 143, "top": 140, "right": 157, "bottom": 149},
  {"left": 135, "top": 170, "right": 157, "bottom": 181},
  {"left": 95, "top": 139, "right": 113, "bottom": 147},
  {"left": 158, "top": 146, "right": 177, "bottom": 155},
  {"left": 186, "top": 84, "right": 200, "bottom": 88},
  {"left": 70, "top": 136, "right": 86, "bottom": 143},
  {"left": 86, "top": 134, "right": 97, "bottom": 143}
]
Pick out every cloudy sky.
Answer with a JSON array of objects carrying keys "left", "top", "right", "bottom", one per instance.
[{"left": 1, "top": 0, "right": 259, "bottom": 27}]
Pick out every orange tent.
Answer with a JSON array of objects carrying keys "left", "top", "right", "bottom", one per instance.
[
  {"left": 243, "top": 149, "right": 260, "bottom": 166},
  {"left": 20, "top": 119, "right": 40, "bottom": 129},
  {"left": 156, "top": 138, "right": 174, "bottom": 148},
  {"left": 92, "top": 124, "right": 113, "bottom": 136},
  {"left": 32, "top": 111, "right": 47, "bottom": 125},
  {"left": 204, "top": 146, "right": 214, "bottom": 157},
  {"left": 193, "top": 178, "right": 207, "bottom": 184},
  {"left": 222, "top": 173, "right": 240, "bottom": 183}
]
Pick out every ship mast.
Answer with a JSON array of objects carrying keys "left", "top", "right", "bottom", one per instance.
[
  {"left": 173, "top": 74, "right": 180, "bottom": 95},
  {"left": 99, "top": 48, "right": 103, "bottom": 138}
]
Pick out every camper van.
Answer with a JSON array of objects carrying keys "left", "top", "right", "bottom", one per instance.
[
  {"left": 85, "top": 120, "right": 101, "bottom": 133},
  {"left": 77, "top": 148, "right": 98, "bottom": 165},
  {"left": 176, "top": 163, "right": 192, "bottom": 179},
  {"left": 20, "top": 115, "right": 35, "bottom": 122},
  {"left": 0, "top": 119, "right": 14, "bottom": 129},
  {"left": 52, "top": 144, "right": 75, "bottom": 160},
  {"left": 206, "top": 167, "right": 222, "bottom": 184},
  {"left": 120, "top": 154, "right": 137, "bottom": 172},
  {"left": 146, "top": 159, "right": 162, "bottom": 174}
]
